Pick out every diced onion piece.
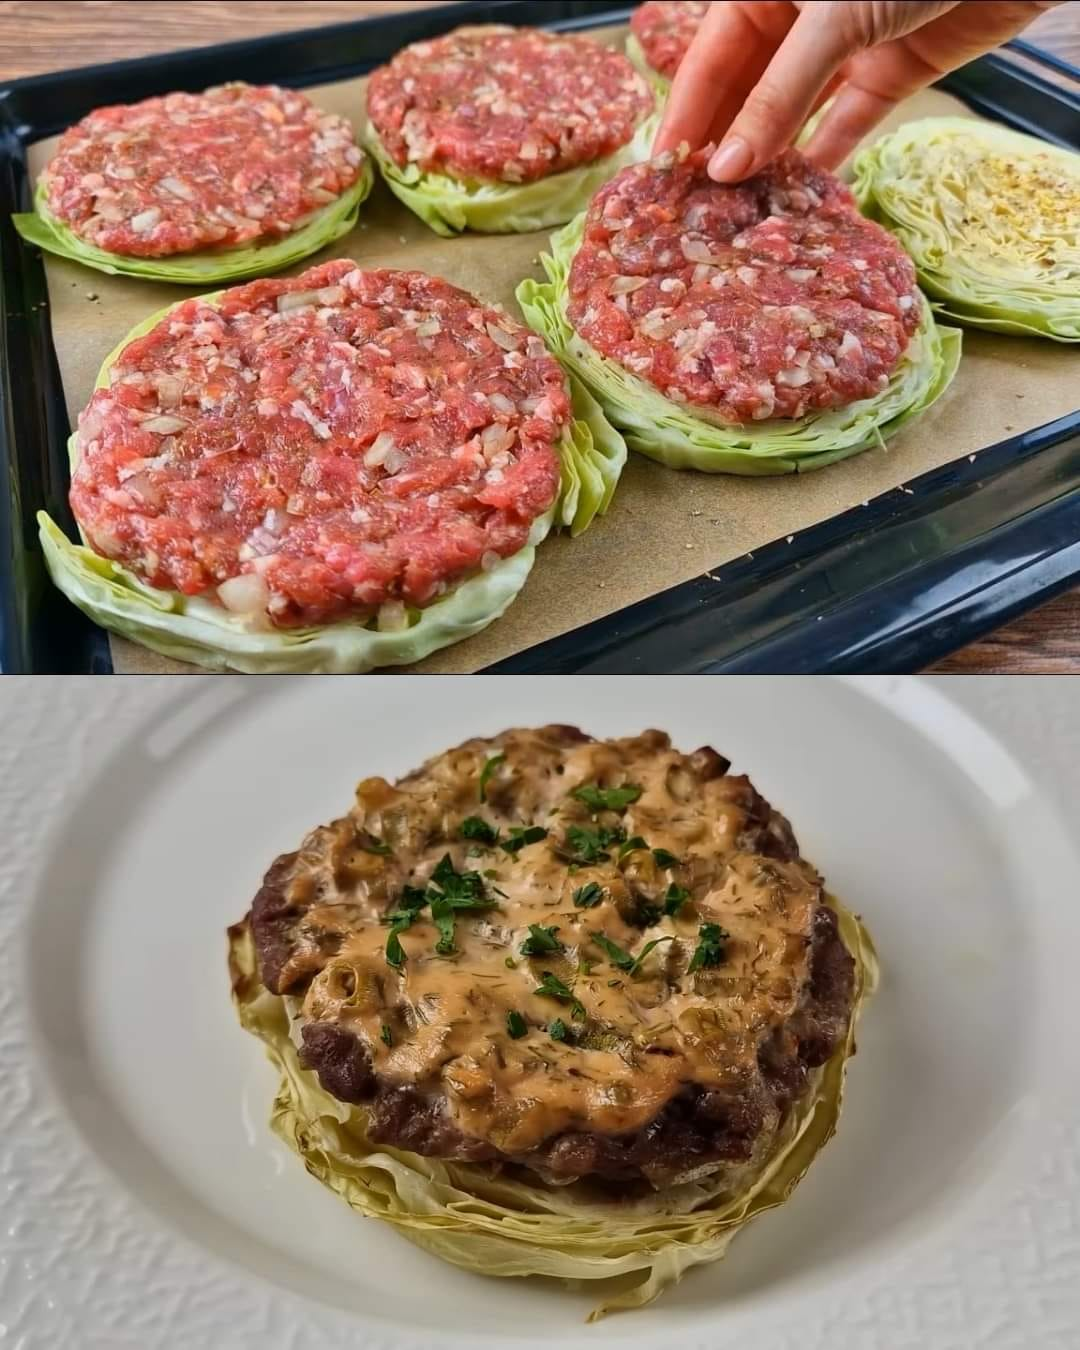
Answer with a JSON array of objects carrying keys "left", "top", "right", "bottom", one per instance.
[
  {"left": 481, "top": 422, "right": 516, "bottom": 457},
  {"left": 681, "top": 236, "right": 722, "bottom": 265},
  {"left": 130, "top": 207, "right": 161, "bottom": 233},
  {"left": 383, "top": 447, "right": 408, "bottom": 475},
  {"left": 364, "top": 431, "right": 397, "bottom": 468},
  {"left": 488, "top": 391, "right": 515, "bottom": 414},
  {"left": 416, "top": 319, "right": 442, "bottom": 337},
  {"left": 159, "top": 176, "right": 195, "bottom": 201},
  {"left": 485, "top": 322, "right": 519, "bottom": 352},
  {"left": 218, "top": 573, "right": 270, "bottom": 616},
  {"left": 609, "top": 275, "right": 648, "bottom": 295},
  {"left": 277, "top": 290, "right": 322, "bottom": 312},
  {"left": 141, "top": 415, "right": 188, "bottom": 434},
  {"left": 152, "top": 374, "right": 183, "bottom": 407},
  {"left": 838, "top": 330, "right": 864, "bottom": 360},
  {"left": 377, "top": 600, "right": 409, "bottom": 632},
  {"left": 124, "top": 472, "right": 162, "bottom": 509}
]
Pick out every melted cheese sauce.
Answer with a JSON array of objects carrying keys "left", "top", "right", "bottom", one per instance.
[{"left": 274, "top": 728, "right": 823, "bottom": 1155}]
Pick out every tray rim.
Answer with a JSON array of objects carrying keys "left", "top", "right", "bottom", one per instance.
[{"left": 1, "top": 0, "right": 1078, "bottom": 675}]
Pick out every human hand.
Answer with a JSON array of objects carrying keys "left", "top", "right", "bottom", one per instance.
[{"left": 654, "top": 1, "right": 1063, "bottom": 180}]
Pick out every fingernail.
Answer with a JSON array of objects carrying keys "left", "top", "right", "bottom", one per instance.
[{"left": 708, "top": 136, "right": 753, "bottom": 182}]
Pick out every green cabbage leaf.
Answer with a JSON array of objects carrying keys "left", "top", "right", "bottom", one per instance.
[
  {"left": 37, "top": 293, "right": 626, "bottom": 673},
  {"left": 228, "top": 900, "right": 877, "bottom": 1320},
  {"left": 853, "top": 117, "right": 1080, "bottom": 342},
  {"left": 362, "top": 112, "right": 660, "bottom": 236},
  {"left": 517, "top": 212, "right": 962, "bottom": 473},
  {"left": 12, "top": 160, "right": 374, "bottom": 284}
]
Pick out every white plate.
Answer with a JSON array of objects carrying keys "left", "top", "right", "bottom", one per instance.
[{"left": 3, "top": 676, "right": 1079, "bottom": 1350}]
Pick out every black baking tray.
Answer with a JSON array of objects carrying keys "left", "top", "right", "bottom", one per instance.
[{"left": 2, "top": 1, "right": 1079, "bottom": 674}]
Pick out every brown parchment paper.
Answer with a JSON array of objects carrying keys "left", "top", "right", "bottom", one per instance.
[{"left": 27, "top": 24, "right": 1080, "bottom": 673}]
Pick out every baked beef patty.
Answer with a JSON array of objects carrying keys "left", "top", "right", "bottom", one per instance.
[{"left": 246, "top": 726, "right": 856, "bottom": 1186}]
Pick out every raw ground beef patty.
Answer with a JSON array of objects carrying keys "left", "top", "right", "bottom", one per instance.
[
  {"left": 70, "top": 260, "right": 567, "bottom": 627},
  {"left": 567, "top": 147, "right": 922, "bottom": 423},
  {"left": 631, "top": 1, "right": 709, "bottom": 80},
  {"left": 43, "top": 82, "right": 364, "bottom": 258},
  {"left": 366, "top": 25, "right": 655, "bottom": 185}
]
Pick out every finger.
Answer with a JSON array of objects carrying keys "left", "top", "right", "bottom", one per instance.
[
  {"left": 654, "top": 1, "right": 796, "bottom": 155},
  {"left": 701, "top": 65, "right": 845, "bottom": 151},
  {"left": 707, "top": 3, "right": 854, "bottom": 180},
  {"left": 799, "top": 20, "right": 959, "bottom": 170},
  {"left": 799, "top": 81, "right": 899, "bottom": 169},
  {"left": 808, "top": 69, "right": 848, "bottom": 118},
  {"left": 802, "top": 0, "right": 1060, "bottom": 167}
]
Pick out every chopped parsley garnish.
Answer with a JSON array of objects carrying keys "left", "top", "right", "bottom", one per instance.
[
  {"left": 435, "top": 894, "right": 492, "bottom": 913},
  {"left": 506, "top": 1010, "right": 528, "bottom": 1040},
  {"left": 520, "top": 923, "right": 562, "bottom": 957},
  {"left": 384, "top": 858, "right": 497, "bottom": 966},
  {"left": 429, "top": 853, "right": 486, "bottom": 902},
  {"left": 501, "top": 825, "right": 548, "bottom": 854},
  {"left": 548, "top": 1019, "right": 569, "bottom": 1043},
  {"left": 384, "top": 883, "right": 429, "bottom": 967},
  {"left": 385, "top": 921, "right": 409, "bottom": 969},
  {"left": 590, "top": 933, "right": 635, "bottom": 972},
  {"left": 380, "top": 1024, "right": 393, "bottom": 1047},
  {"left": 430, "top": 897, "right": 457, "bottom": 955},
  {"left": 631, "top": 936, "right": 674, "bottom": 974},
  {"left": 534, "top": 971, "right": 586, "bottom": 1020},
  {"left": 663, "top": 884, "right": 691, "bottom": 917},
  {"left": 572, "top": 881, "right": 604, "bottom": 908},
  {"left": 479, "top": 753, "right": 505, "bottom": 803},
  {"left": 571, "top": 783, "right": 643, "bottom": 812},
  {"left": 688, "top": 922, "right": 730, "bottom": 972},
  {"left": 359, "top": 834, "right": 393, "bottom": 855},
  {"left": 565, "top": 823, "right": 625, "bottom": 864},
  {"left": 398, "top": 885, "right": 429, "bottom": 911},
  {"left": 652, "top": 848, "right": 680, "bottom": 869},
  {"left": 592, "top": 932, "right": 674, "bottom": 977},
  {"left": 459, "top": 816, "right": 498, "bottom": 846},
  {"left": 618, "top": 835, "right": 648, "bottom": 858}
]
